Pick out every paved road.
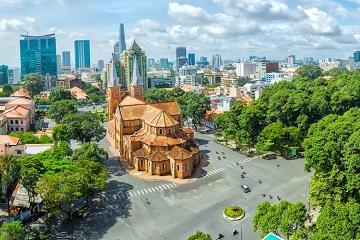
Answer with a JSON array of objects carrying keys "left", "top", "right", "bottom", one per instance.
[{"left": 56, "top": 131, "right": 311, "bottom": 240}]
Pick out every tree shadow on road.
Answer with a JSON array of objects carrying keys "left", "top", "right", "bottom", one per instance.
[
  {"left": 104, "top": 157, "right": 128, "bottom": 177},
  {"left": 56, "top": 180, "right": 134, "bottom": 239}
]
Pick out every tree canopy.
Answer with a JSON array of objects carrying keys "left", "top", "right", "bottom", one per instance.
[
  {"left": 23, "top": 73, "right": 44, "bottom": 98},
  {"left": 46, "top": 99, "right": 78, "bottom": 123},
  {"left": 72, "top": 142, "right": 108, "bottom": 163},
  {"left": 187, "top": 230, "right": 212, "bottom": 240},
  {"left": 49, "top": 87, "right": 75, "bottom": 102},
  {"left": 62, "top": 111, "right": 106, "bottom": 143}
]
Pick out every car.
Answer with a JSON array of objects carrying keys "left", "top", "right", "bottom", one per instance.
[{"left": 240, "top": 184, "right": 251, "bottom": 193}]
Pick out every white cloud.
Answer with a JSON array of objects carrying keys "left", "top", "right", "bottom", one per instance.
[
  {"left": 25, "top": 17, "right": 36, "bottom": 23},
  {"left": 0, "top": 0, "right": 22, "bottom": 4},
  {"left": 69, "top": 32, "right": 87, "bottom": 38},
  {"left": 0, "top": 18, "right": 26, "bottom": 32},
  {"left": 137, "top": 19, "right": 166, "bottom": 33},
  {"left": 168, "top": 3, "right": 211, "bottom": 22},
  {"left": 298, "top": 7, "right": 342, "bottom": 35}
]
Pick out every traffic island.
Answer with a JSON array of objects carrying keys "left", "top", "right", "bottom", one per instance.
[{"left": 222, "top": 205, "right": 245, "bottom": 221}]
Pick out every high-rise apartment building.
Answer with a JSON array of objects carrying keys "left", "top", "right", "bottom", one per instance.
[
  {"left": 62, "top": 51, "right": 71, "bottom": 67},
  {"left": 176, "top": 47, "right": 187, "bottom": 70},
  {"left": 160, "top": 58, "right": 169, "bottom": 69},
  {"left": 0, "top": 65, "right": 8, "bottom": 85},
  {"left": 114, "top": 23, "right": 126, "bottom": 59},
  {"left": 74, "top": 40, "right": 91, "bottom": 69},
  {"left": 7, "top": 68, "right": 21, "bottom": 84},
  {"left": 188, "top": 53, "right": 195, "bottom": 65},
  {"left": 212, "top": 54, "right": 222, "bottom": 69},
  {"left": 97, "top": 59, "right": 104, "bottom": 71},
  {"left": 354, "top": 51, "right": 360, "bottom": 62},
  {"left": 256, "top": 61, "right": 279, "bottom": 80},
  {"left": 235, "top": 62, "right": 255, "bottom": 77},
  {"left": 57, "top": 54, "right": 62, "bottom": 73},
  {"left": 20, "top": 33, "right": 57, "bottom": 80},
  {"left": 287, "top": 55, "right": 295, "bottom": 66},
  {"left": 120, "top": 40, "right": 147, "bottom": 91},
  {"left": 148, "top": 58, "right": 155, "bottom": 68}
]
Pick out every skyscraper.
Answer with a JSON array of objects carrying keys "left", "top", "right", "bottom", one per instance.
[
  {"left": 97, "top": 59, "right": 104, "bottom": 71},
  {"left": 212, "top": 53, "right": 222, "bottom": 69},
  {"left": 0, "top": 65, "right": 8, "bottom": 85},
  {"left": 160, "top": 58, "right": 169, "bottom": 69},
  {"left": 287, "top": 55, "right": 295, "bottom": 66},
  {"left": 176, "top": 47, "right": 187, "bottom": 70},
  {"left": 20, "top": 33, "right": 57, "bottom": 80},
  {"left": 120, "top": 40, "right": 147, "bottom": 91},
  {"left": 62, "top": 51, "right": 71, "bottom": 67},
  {"left": 354, "top": 51, "right": 360, "bottom": 62},
  {"left": 188, "top": 53, "right": 195, "bottom": 65},
  {"left": 56, "top": 54, "right": 62, "bottom": 73},
  {"left": 114, "top": 23, "right": 126, "bottom": 59},
  {"left": 74, "top": 40, "right": 90, "bottom": 69}
]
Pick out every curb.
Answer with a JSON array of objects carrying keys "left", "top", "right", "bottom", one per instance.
[{"left": 222, "top": 209, "right": 245, "bottom": 221}]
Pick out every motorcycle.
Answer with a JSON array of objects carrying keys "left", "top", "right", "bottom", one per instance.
[
  {"left": 259, "top": 179, "right": 262, "bottom": 184},
  {"left": 277, "top": 195, "right": 281, "bottom": 200},
  {"left": 232, "top": 229, "right": 238, "bottom": 236},
  {"left": 241, "top": 174, "right": 244, "bottom": 178},
  {"left": 218, "top": 156, "right": 221, "bottom": 160},
  {"left": 216, "top": 233, "right": 223, "bottom": 239}
]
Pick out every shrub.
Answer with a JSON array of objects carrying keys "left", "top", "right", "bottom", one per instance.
[{"left": 224, "top": 205, "right": 243, "bottom": 218}]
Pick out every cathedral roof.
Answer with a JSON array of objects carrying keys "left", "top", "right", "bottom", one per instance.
[
  {"left": 119, "top": 104, "right": 148, "bottom": 120},
  {"left": 133, "top": 147, "right": 150, "bottom": 158},
  {"left": 119, "top": 96, "right": 146, "bottom": 106},
  {"left": 128, "top": 40, "right": 142, "bottom": 51},
  {"left": 141, "top": 134, "right": 183, "bottom": 146},
  {"left": 167, "top": 146, "right": 192, "bottom": 160},
  {"left": 149, "top": 102, "right": 181, "bottom": 116},
  {"left": 148, "top": 148, "right": 167, "bottom": 162},
  {"left": 144, "top": 109, "right": 178, "bottom": 127}
]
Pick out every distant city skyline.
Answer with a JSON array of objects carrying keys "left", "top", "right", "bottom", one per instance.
[{"left": 1, "top": 0, "right": 360, "bottom": 67}]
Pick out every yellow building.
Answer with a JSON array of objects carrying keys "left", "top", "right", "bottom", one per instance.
[{"left": 107, "top": 58, "right": 199, "bottom": 178}]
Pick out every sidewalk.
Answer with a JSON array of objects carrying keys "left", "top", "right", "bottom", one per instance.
[{"left": 106, "top": 134, "right": 209, "bottom": 185}]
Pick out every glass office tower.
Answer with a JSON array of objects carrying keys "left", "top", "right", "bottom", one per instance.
[
  {"left": 20, "top": 33, "right": 57, "bottom": 80},
  {"left": 74, "top": 40, "right": 90, "bottom": 69}
]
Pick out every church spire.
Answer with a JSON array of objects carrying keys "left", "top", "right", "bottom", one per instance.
[{"left": 131, "top": 57, "right": 143, "bottom": 86}]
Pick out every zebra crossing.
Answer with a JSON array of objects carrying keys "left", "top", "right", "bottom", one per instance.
[
  {"left": 231, "top": 156, "right": 254, "bottom": 167},
  {"left": 199, "top": 157, "right": 255, "bottom": 178},
  {"left": 103, "top": 183, "right": 177, "bottom": 201},
  {"left": 200, "top": 167, "right": 226, "bottom": 178}
]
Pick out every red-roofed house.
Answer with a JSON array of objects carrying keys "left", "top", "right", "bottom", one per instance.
[
  {"left": 11, "top": 88, "right": 29, "bottom": 98},
  {"left": 0, "top": 135, "right": 24, "bottom": 157},
  {"left": 70, "top": 87, "right": 89, "bottom": 103}
]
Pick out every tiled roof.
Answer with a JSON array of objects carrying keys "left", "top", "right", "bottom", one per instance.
[
  {"left": 128, "top": 40, "right": 142, "bottom": 51},
  {"left": 141, "top": 134, "right": 182, "bottom": 146},
  {"left": 70, "top": 87, "right": 89, "bottom": 100},
  {"left": 145, "top": 109, "right": 178, "bottom": 127},
  {"left": 150, "top": 102, "right": 181, "bottom": 116},
  {"left": 11, "top": 88, "right": 29, "bottom": 97},
  {"left": 3, "top": 106, "right": 29, "bottom": 117},
  {"left": 133, "top": 147, "right": 150, "bottom": 158},
  {"left": 6, "top": 97, "right": 32, "bottom": 105},
  {"left": 182, "top": 128, "right": 193, "bottom": 134},
  {"left": 57, "top": 74, "right": 77, "bottom": 81},
  {"left": 148, "top": 149, "right": 167, "bottom": 162},
  {"left": 119, "top": 96, "right": 146, "bottom": 106},
  {"left": 119, "top": 104, "right": 148, "bottom": 120},
  {"left": 168, "top": 146, "right": 192, "bottom": 160},
  {"left": 0, "top": 135, "right": 20, "bottom": 146}
]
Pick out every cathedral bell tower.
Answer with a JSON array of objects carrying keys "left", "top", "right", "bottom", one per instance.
[{"left": 130, "top": 57, "right": 144, "bottom": 100}]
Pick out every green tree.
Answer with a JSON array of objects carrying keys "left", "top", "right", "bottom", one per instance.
[
  {"left": 72, "top": 142, "right": 108, "bottom": 163},
  {"left": 2, "top": 84, "right": 14, "bottom": 94},
  {"left": 311, "top": 201, "right": 360, "bottom": 239},
  {"left": 253, "top": 201, "right": 307, "bottom": 239},
  {"left": 49, "top": 87, "right": 75, "bottom": 102},
  {"left": 52, "top": 125, "right": 70, "bottom": 142},
  {"left": 47, "top": 99, "right": 78, "bottom": 123},
  {"left": 294, "top": 64, "right": 323, "bottom": 80},
  {"left": 23, "top": 73, "right": 44, "bottom": 98},
  {"left": 38, "top": 134, "right": 53, "bottom": 144},
  {"left": 20, "top": 132, "right": 39, "bottom": 144},
  {"left": 176, "top": 92, "right": 210, "bottom": 127},
  {"left": 35, "top": 174, "right": 61, "bottom": 217},
  {"left": 187, "top": 230, "right": 212, "bottom": 240},
  {"left": 0, "top": 221, "right": 25, "bottom": 240},
  {"left": 62, "top": 112, "right": 106, "bottom": 143}
]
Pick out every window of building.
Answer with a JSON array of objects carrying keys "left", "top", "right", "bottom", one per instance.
[
  {"left": 154, "top": 164, "right": 156, "bottom": 170},
  {"left": 15, "top": 120, "right": 18, "bottom": 124},
  {"left": 168, "top": 128, "right": 171, "bottom": 135},
  {"left": 177, "top": 165, "right": 180, "bottom": 171},
  {"left": 21, "top": 121, "right": 23, "bottom": 124},
  {"left": 16, "top": 150, "right": 22, "bottom": 154},
  {"left": 163, "top": 163, "right": 165, "bottom": 170},
  {"left": 11, "top": 127, "right": 13, "bottom": 131},
  {"left": 140, "top": 160, "right": 143, "bottom": 166},
  {"left": 21, "top": 128, "right": 24, "bottom": 132},
  {"left": 10, "top": 120, "right": 13, "bottom": 124},
  {"left": 185, "top": 165, "right": 188, "bottom": 171},
  {"left": 16, "top": 128, "right": 18, "bottom": 131},
  {"left": 159, "top": 129, "right": 163, "bottom": 135}
]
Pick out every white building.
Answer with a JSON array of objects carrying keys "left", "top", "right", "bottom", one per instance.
[
  {"left": 243, "top": 81, "right": 269, "bottom": 100},
  {"left": 319, "top": 60, "right": 342, "bottom": 71},
  {"left": 7, "top": 68, "right": 21, "bottom": 84},
  {"left": 81, "top": 72, "right": 97, "bottom": 83},
  {"left": 235, "top": 62, "right": 255, "bottom": 77},
  {"left": 217, "top": 96, "right": 235, "bottom": 111},
  {"left": 229, "top": 86, "right": 245, "bottom": 98}
]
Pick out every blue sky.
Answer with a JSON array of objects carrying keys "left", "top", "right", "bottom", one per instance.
[{"left": 1, "top": 0, "right": 360, "bottom": 67}]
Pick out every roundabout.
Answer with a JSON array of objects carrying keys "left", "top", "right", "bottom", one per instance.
[{"left": 222, "top": 205, "right": 245, "bottom": 221}]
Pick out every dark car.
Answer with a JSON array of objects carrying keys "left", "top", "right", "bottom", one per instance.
[{"left": 240, "top": 184, "right": 251, "bottom": 193}]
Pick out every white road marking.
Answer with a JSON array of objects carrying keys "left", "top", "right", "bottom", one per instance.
[
  {"left": 152, "top": 187, "right": 156, "bottom": 192},
  {"left": 158, "top": 186, "right": 163, "bottom": 190},
  {"left": 129, "top": 192, "right": 132, "bottom": 197},
  {"left": 137, "top": 190, "right": 141, "bottom": 195},
  {"left": 144, "top": 189, "right": 148, "bottom": 194},
  {"left": 155, "top": 186, "right": 160, "bottom": 191},
  {"left": 113, "top": 194, "right": 117, "bottom": 199},
  {"left": 148, "top": 188, "right": 152, "bottom": 193}
]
